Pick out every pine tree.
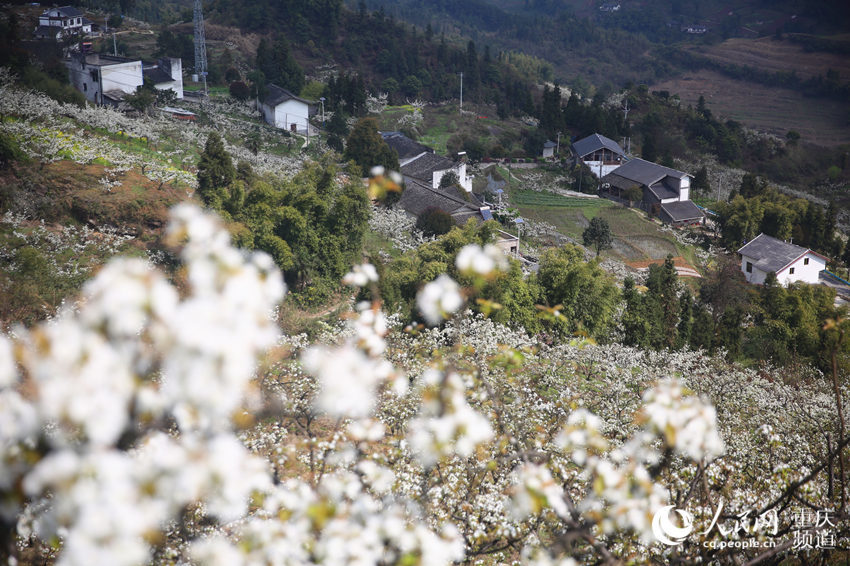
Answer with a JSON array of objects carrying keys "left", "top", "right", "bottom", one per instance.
[
  {"left": 197, "top": 132, "right": 236, "bottom": 210},
  {"left": 582, "top": 217, "right": 613, "bottom": 257},
  {"left": 344, "top": 118, "right": 399, "bottom": 175}
]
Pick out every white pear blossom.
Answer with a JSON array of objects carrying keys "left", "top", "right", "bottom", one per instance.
[
  {"left": 455, "top": 243, "right": 508, "bottom": 275},
  {"left": 642, "top": 379, "right": 725, "bottom": 461},
  {"left": 343, "top": 263, "right": 379, "bottom": 287},
  {"left": 416, "top": 275, "right": 463, "bottom": 326}
]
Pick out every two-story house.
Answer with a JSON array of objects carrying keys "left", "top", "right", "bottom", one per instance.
[
  {"left": 572, "top": 133, "right": 627, "bottom": 178},
  {"left": 34, "top": 6, "right": 92, "bottom": 40},
  {"left": 600, "top": 158, "right": 704, "bottom": 225},
  {"left": 66, "top": 53, "right": 144, "bottom": 106}
]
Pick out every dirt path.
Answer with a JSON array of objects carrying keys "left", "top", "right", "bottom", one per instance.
[{"left": 627, "top": 256, "right": 702, "bottom": 278}]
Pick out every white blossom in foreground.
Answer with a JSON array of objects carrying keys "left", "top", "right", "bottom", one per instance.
[
  {"left": 641, "top": 379, "right": 725, "bottom": 461},
  {"left": 455, "top": 243, "right": 508, "bottom": 276},
  {"left": 511, "top": 463, "right": 570, "bottom": 520},
  {"left": 408, "top": 370, "right": 494, "bottom": 467},
  {"left": 343, "top": 263, "right": 379, "bottom": 287},
  {"left": 192, "top": 474, "right": 466, "bottom": 566},
  {"left": 416, "top": 275, "right": 463, "bottom": 326},
  {"left": 302, "top": 344, "right": 394, "bottom": 418},
  {"left": 1, "top": 205, "right": 282, "bottom": 566}
]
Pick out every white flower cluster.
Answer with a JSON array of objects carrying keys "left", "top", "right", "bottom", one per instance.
[
  {"left": 407, "top": 370, "right": 494, "bottom": 467},
  {"left": 193, "top": 473, "right": 465, "bottom": 566},
  {"left": 511, "top": 463, "right": 570, "bottom": 520},
  {"left": 342, "top": 263, "right": 379, "bottom": 287},
  {"left": 455, "top": 243, "right": 508, "bottom": 276},
  {"left": 641, "top": 378, "right": 725, "bottom": 461},
  {"left": 1, "top": 205, "right": 281, "bottom": 565},
  {"left": 416, "top": 274, "right": 463, "bottom": 326},
  {"left": 301, "top": 300, "right": 404, "bottom": 418},
  {"left": 552, "top": 379, "right": 724, "bottom": 543}
]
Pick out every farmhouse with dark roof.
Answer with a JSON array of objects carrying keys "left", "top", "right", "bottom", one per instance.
[
  {"left": 600, "top": 158, "right": 704, "bottom": 226},
  {"left": 260, "top": 84, "right": 314, "bottom": 134},
  {"left": 738, "top": 233, "right": 827, "bottom": 285},
  {"left": 572, "top": 133, "right": 627, "bottom": 178}
]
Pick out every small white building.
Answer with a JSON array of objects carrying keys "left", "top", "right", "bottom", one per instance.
[
  {"left": 35, "top": 6, "right": 92, "bottom": 39},
  {"left": 542, "top": 140, "right": 557, "bottom": 159},
  {"left": 738, "top": 233, "right": 828, "bottom": 286},
  {"left": 65, "top": 53, "right": 143, "bottom": 106},
  {"left": 260, "top": 84, "right": 313, "bottom": 134}
]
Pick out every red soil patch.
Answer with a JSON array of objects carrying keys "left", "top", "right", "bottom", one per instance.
[{"left": 627, "top": 256, "right": 696, "bottom": 271}]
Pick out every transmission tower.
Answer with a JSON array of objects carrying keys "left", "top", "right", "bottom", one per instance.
[{"left": 193, "top": 0, "right": 208, "bottom": 95}]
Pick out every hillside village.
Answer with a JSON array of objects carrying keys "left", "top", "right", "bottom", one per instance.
[{"left": 2, "top": 1, "right": 850, "bottom": 565}]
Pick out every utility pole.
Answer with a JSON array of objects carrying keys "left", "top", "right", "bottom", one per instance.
[
  {"left": 459, "top": 72, "right": 463, "bottom": 115},
  {"left": 112, "top": 33, "right": 117, "bottom": 56},
  {"left": 556, "top": 131, "right": 561, "bottom": 156}
]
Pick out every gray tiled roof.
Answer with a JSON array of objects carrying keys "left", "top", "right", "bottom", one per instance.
[
  {"left": 57, "top": 6, "right": 84, "bottom": 17},
  {"left": 34, "top": 25, "right": 61, "bottom": 38},
  {"left": 399, "top": 178, "right": 483, "bottom": 226},
  {"left": 263, "top": 84, "right": 311, "bottom": 108},
  {"left": 143, "top": 66, "right": 173, "bottom": 84},
  {"left": 543, "top": 140, "right": 558, "bottom": 148},
  {"left": 572, "top": 133, "right": 625, "bottom": 159},
  {"left": 605, "top": 157, "right": 687, "bottom": 187},
  {"left": 401, "top": 152, "right": 455, "bottom": 181},
  {"left": 660, "top": 200, "right": 704, "bottom": 222},
  {"left": 738, "top": 233, "right": 811, "bottom": 273},
  {"left": 380, "top": 132, "right": 432, "bottom": 161},
  {"left": 648, "top": 181, "right": 679, "bottom": 201}
]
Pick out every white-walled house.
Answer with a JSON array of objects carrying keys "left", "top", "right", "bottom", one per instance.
[
  {"left": 66, "top": 54, "right": 143, "bottom": 106},
  {"left": 260, "top": 84, "right": 312, "bottom": 134},
  {"left": 738, "top": 233, "right": 828, "bottom": 285},
  {"left": 401, "top": 152, "right": 472, "bottom": 192},
  {"left": 600, "top": 158, "right": 704, "bottom": 225},
  {"left": 572, "top": 133, "right": 626, "bottom": 178},
  {"left": 34, "top": 6, "right": 92, "bottom": 39},
  {"left": 143, "top": 58, "right": 184, "bottom": 99}
]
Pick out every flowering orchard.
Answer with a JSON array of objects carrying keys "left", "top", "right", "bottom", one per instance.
[{"left": 2, "top": 202, "right": 847, "bottom": 565}]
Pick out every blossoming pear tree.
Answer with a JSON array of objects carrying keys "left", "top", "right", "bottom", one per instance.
[{"left": 1, "top": 202, "right": 848, "bottom": 564}]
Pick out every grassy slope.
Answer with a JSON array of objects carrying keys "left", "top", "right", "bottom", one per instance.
[{"left": 495, "top": 166, "right": 699, "bottom": 266}]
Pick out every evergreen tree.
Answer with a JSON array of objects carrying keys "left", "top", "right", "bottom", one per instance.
[
  {"left": 692, "top": 165, "right": 709, "bottom": 194},
  {"left": 641, "top": 134, "right": 658, "bottom": 162},
  {"left": 197, "top": 132, "right": 236, "bottom": 210},
  {"left": 537, "top": 245, "right": 620, "bottom": 339},
  {"left": 644, "top": 256, "right": 679, "bottom": 349},
  {"left": 344, "top": 118, "right": 399, "bottom": 175},
  {"left": 582, "top": 217, "right": 613, "bottom": 257},
  {"left": 676, "top": 288, "right": 693, "bottom": 349},
  {"left": 256, "top": 36, "right": 304, "bottom": 95}
]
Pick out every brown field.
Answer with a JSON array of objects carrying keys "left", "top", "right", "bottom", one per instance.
[
  {"left": 653, "top": 70, "right": 850, "bottom": 147},
  {"left": 691, "top": 36, "right": 850, "bottom": 80}
]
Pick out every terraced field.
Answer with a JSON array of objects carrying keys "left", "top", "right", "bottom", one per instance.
[
  {"left": 654, "top": 70, "right": 850, "bottom": 146},
  {"left": 693, "top": 36, "right": 850, "bottom": 81}
]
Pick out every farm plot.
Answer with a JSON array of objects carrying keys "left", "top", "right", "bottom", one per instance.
[
  {"left": 694, "top": 36, "right": 850, "bottom": 81},
  {"left": 509, "top": 192, "right": 694, "bottom": 265},
  {"left": 653, "top": 70, "right": 850, "bottom": 146}
]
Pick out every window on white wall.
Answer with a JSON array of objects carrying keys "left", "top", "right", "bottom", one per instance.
[
  {"left": 790, "top": 267, "right": 795, "bottom": 274},
  {"left": 804, "top": 257, "right": 809, "bottom": 265}
]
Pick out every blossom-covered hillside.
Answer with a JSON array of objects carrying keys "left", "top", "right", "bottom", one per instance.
[{"left": 1, "top": 202, "right": 847, "bottom": 565}]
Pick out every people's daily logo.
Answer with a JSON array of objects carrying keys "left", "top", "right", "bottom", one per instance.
[{"left": 652, "top": 505, "right": 694, "bottom": 546}]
